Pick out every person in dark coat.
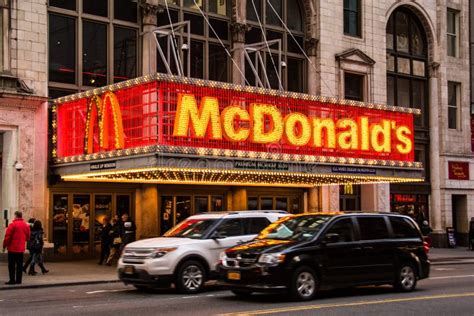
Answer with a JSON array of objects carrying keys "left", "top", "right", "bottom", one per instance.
[
  {"left": 23, "top": 218, "right": 36, "bottom": 273},
  {"left": 469, "top": 217, "right": 474, "bottom": 251},
  {"left": 28, "top": 220, "right": 48, "bottom": 275},
  {"left": 120, "top": 213, "right": 136, "bottom": 251},
  {"left": 106, "top": 217, "right": 121, "bottom": 266},
  {"left": 2, "top": 211, "right": 30, "bottom": 285},
  {"left": 98, "top": 216, "right": 112, "bottom": 265}
]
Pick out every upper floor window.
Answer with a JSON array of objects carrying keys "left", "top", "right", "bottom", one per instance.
[
  {"left": 447, "top": 9, "right": 459, "bottom": 57},
  {"left": 448, "top": 81, "right": 460, "bottom": 130},
  {"left": 0, "top": 0, "right": 9, "bottom": 73},
  {"left": 245, "top": 0, "right": 306, "bottom": 92},
  {"left": 48, "top": 0, "right": 139, "bottom": 93},
  {"left": 386, "top": 8, "right": 428, "bottom": 129},
  {"left": 344, "top": 72, "right": 364, "bottom": 101},
  {"left": 157, "top": 0, "right": 231, "bottom": 82},
  {"left": 344, "top": 0, "right": 361, "bottom": 37}
]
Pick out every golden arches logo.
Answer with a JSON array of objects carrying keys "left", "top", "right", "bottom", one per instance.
[{"left": 84, "top": 91, "right": 124, "bottom": 154}]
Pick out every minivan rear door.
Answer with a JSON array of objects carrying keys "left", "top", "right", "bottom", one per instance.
[{"left": 355, "top": 216, "right": 395, "bottom": 283}]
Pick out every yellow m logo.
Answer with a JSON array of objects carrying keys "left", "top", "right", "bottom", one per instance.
[{"left": 84, "top": 92, "right": 124, "bottom": 154}]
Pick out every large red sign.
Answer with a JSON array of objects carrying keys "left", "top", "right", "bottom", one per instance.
[{"left": 54, "top": 77, "right": 416, "bottom": 162}]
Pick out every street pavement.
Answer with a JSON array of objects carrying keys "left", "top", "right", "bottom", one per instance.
[{"left": 0, "top": 261, "right": 473, "bottom": 315}]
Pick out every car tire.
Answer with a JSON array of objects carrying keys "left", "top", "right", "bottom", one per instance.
[
  {"left": 289, "top": 266, "right": 318, "bottom": 301},
  {"left": 231, "top": 289, "right": 253, "bottom": 298},
  {"left": 176, "top": 260, "right": 206, "bottom": 294},
  {"left": 394, "top": 262, "right": 417, "bottom": 292}
]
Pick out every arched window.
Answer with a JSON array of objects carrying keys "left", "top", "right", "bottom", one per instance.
[
  {"left": 386, "top": 8, "right": 428, "bottom": 128},
  {"left": 387, "top": 7, "right": 430, "bottom": 219},
  {"left": 245, "top": 0, "right": 306, "bottom": 92}
]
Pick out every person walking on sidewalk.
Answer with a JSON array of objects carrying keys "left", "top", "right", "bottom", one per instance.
[
  {"left": 106, "top": 217, "right": 121, "bottom": 266},
  {"left": 98, "top": 216, "right": 112, "bottom": 265},
  {"left": 22, "top": 218, "right": 36, "bottom": 273},
  {"left": 28, "top": 220, "right": 49, "bottom": 275},
  {"left": 2, "top": 211, "right": 30, "bottom": 285},
  {"left": 120, "top": 213, "right": 136, "bottom": 252}
]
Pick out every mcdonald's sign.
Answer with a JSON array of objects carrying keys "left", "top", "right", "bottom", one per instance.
[{"left": 84, "top": 91, "right": 124, "bottom": 154}]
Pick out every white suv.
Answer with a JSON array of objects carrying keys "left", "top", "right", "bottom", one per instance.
[{"left": 118, "top": 210, "right": 289, "bottom": 293}]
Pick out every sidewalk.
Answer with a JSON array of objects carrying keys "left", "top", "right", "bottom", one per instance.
[
  {"left": 429, "top": 247, "right": 474, "bottom": 265},
  {"left": 0, "top": 260, "right": 119, "bottom": 291}
]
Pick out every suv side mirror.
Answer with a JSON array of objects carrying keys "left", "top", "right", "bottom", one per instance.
[
  {"left": 322, "top": 233, "right": 340, "bottom": 244},
  {"left": 211, "top": 231, "right": 226, "bottom": 239}
]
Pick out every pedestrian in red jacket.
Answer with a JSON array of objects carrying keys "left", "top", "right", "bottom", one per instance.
[{"left": 3, "top": 211, "right": 31, "bottom": 285}]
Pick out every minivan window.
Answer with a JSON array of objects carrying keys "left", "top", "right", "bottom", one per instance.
[
  {"left": 257, "top": 215, "right": 331, "bottom": 241},
  {"left": 246, "top": 217, "right": 271, "bottom": 234},
  {"left": 324, "top": 218, "right": 355, "bottom": 242},
  {"left": 390, "top": 217, "right": 420, "bottom": 239},
  {"left": 357, "top": 217, "right": 389, "bottom": 240}
]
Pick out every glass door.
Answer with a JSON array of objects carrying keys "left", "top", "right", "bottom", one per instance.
[
  {"left": 94, "top": 195, "right": 112, "bottom": 253},
  {"left": 72, "top": 194, "right": 91, "bottom": 254}
]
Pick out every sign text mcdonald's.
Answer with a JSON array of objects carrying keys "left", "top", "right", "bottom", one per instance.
[{"left": 53, "top": 75, "right": 417, "bottom": 165}]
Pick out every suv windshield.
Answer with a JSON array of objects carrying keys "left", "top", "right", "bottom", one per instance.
[
  {"left": 163, "top": 218, "right": 217, "bottom": 239},
  {"left": 257, "top": 215, "right": 332, "bottom": 241}
]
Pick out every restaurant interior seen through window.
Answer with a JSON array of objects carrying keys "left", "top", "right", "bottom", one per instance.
[{"left": 48, "top": 0, "right": 138, "bottom": 96}]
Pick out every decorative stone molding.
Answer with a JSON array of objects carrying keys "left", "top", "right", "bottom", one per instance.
[
  {"left": 140, "top": 1, "right": 162, "bottom": 26},
  {"left": 305, "top": 37, "right": 318, "bottom": 56},
  {"left": 230, "top": 22, "right": 249, "bottom": 43},
  {"left": 335, "top": 48, "right": 376, "bottom": 101},
  {"left": 429, "top": 62, "right": 440, "bottom": 78}
]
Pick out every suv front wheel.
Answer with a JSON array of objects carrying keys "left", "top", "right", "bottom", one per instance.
[
  {"left": 289, "top": 266, "right": 318, "bottom": 301},
  {"left": 394, "top": 263, "right": 417, "bottom": 292},
  {"left": 176, "top": 260, "right": 206, "bottom": 294}
]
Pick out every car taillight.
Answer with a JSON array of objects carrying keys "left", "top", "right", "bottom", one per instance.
[{"left": 423, "top": 240, "right": 430, "bottom": 254}]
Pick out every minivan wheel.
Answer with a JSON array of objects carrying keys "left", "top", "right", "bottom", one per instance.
[
  {"left": 394, "top": 263, "right": 417, "bottom": 292},
  {"left": 290, "top": 266, "right": 318, "bottom": 301},
  {"left": 176, "top": 260, "right": 206, "bottom": 294}
]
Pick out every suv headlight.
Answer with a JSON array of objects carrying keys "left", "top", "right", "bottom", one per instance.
[
  {"left": 150, "top": 247, "right": 178, "bottom": 259},
  {"left": 258, "top": 253, "right": 286, "bottom": 265}
]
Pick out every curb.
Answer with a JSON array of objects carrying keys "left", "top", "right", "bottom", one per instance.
[
  {"left": 0, "top": 279, "right": 121, "bottom": 291},
  {"left": 431, "top": 260, "right": 474, "bottom": 266}
]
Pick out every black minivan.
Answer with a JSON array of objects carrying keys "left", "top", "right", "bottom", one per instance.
[{"left": 217, "top": 212, "right": 430, "bottom": 301}]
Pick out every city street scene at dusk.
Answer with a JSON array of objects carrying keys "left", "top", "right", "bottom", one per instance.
[{"left": 1, "top": 0, "right": 474, "bottom": 315}]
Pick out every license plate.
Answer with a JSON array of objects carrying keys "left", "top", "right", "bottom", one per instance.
[
  {"left": 227, "top": 271, "right": 241, "bottom": 280},
  {"left": 124, "top": 266, "right": 135, "bottom": 275}
]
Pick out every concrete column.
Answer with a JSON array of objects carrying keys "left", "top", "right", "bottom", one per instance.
[
  {"left": 232, "top": 187, "right": 247, "bottom": 211},
  {"left": 1, "top": 130, "right": 19, "bottom": 244},
  {"left": 428, "top": 65, "right": 442, "bottom": 233},
  {"left": 135, "top": 184, "right": 159, "bottom": 239},
  {"left": 361, "top": 183, "right": 390, "bottom": 212},
  {"left": 140, "top": 1, "right": 160, "bottom": 75},
  {"left": 308, "top": 187, "right": 319, "bottom": 212},
  {"left": 321, "top": 185, "right": 339, "bottom": 212},
  {"left": 230, "top": 22, "right": 247, "bottom": 85}
]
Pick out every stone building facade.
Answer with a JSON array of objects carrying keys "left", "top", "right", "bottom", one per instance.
[
  {"left": 0, "top": 0, "right": 48, "bottom": 243},
  {"left": 1, "top": 0, "right": 472, "bottom": 250}
]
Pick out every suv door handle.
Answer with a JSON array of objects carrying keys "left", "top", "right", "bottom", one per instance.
[
  {"left": 363, "top": 246, "right": 374, "bottom": 250},
  {"left": 353, "top": 247, "right": 362, "bottom": 251}
]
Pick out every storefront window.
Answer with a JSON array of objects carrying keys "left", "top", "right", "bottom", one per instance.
[
  {"left": 49, "top": 14, "right": 76, "bottom": 84},
  {"left": 195, "top": 196, "right": 208, "bottom": 213},
  {"left": 291, "top": 197, "right": 300, "bottom": 213},
  {"left": 211, "top": 196, "right": 224, "bottom": 212},
  {"left": 94, "top": 195, "right": 112, "bottom": 244},
  {"left": 83, "top": 21, "right": 108, "bottom": 87},
  {"left": 114, "top": 0, "right": 137, "bottom": 23},
  {"left": 261, "top": 197, "right": 273, "bottom": 210},
  {"left": 52, "top": 194, "right": 68, "bottom": 254},
  {"left": 72, "top": 195, "right": 91, "bottom": 254},
  {"left": 83, "top": 0, "right": 108, "bottom": 17},
  {"left": 160, "top": 196, "right": 174, "bottom": 234},
  {"left": 114, "top": 26, "right": 137, "bottom": 82},
  {"left": 390, "top": 194, "right": 429, "bottom": 227},
  {"left": 116, "top": 195, "right": 130, "bottom": 217},
  {"left": 276, "top": 197, "right": 287, "bottom": 212},
  {"left": 248, "top": 197, "right": 258, "bottom": 210},
  {"left": 176, "top": 196, "right": 191, "bottom": 223},
  {"left": 49, "top": 0, "right": 76, "bottom": 11}
]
